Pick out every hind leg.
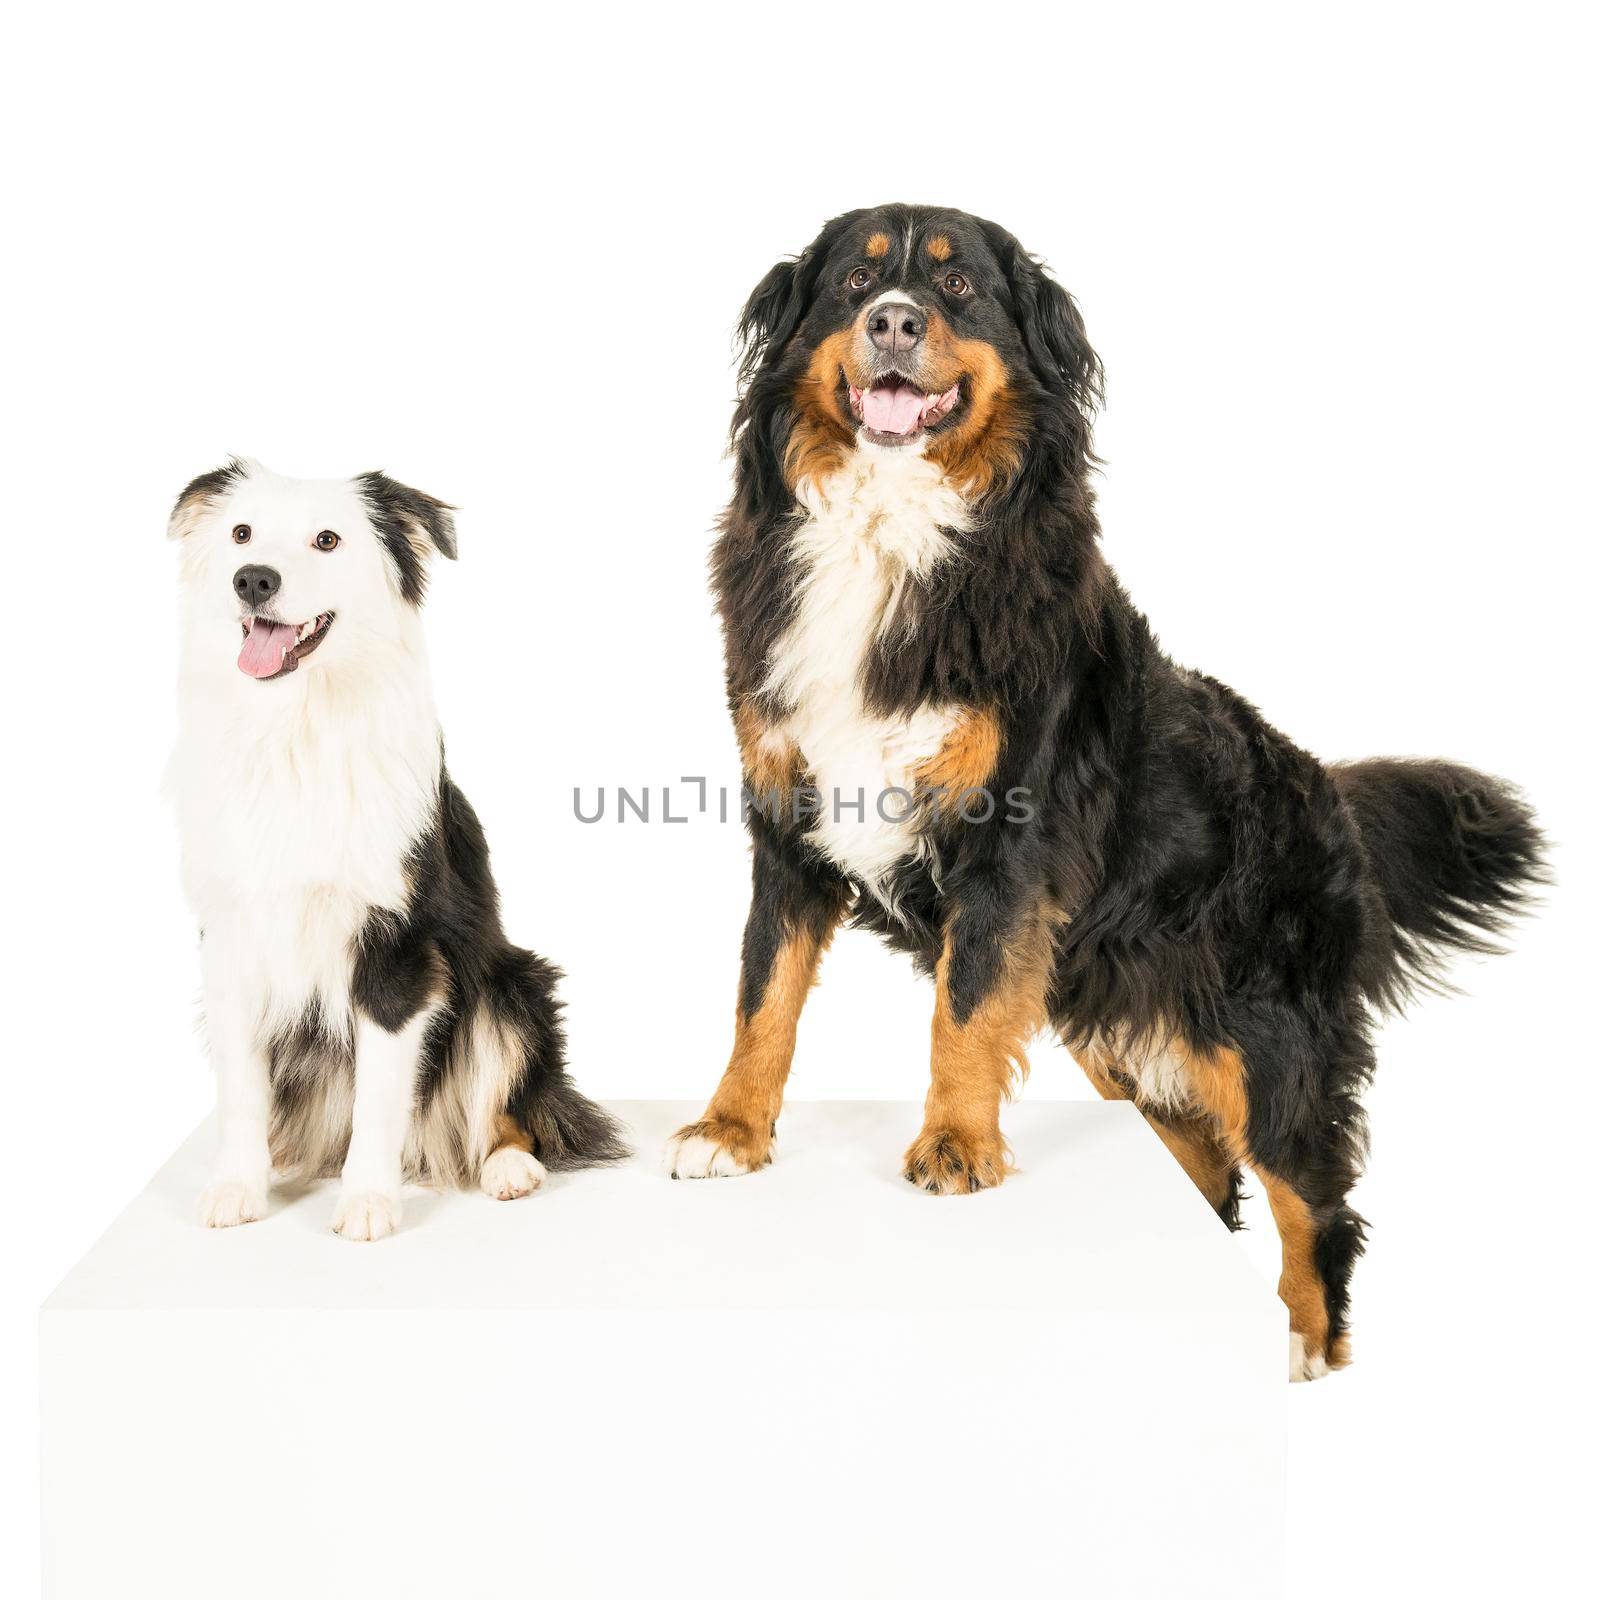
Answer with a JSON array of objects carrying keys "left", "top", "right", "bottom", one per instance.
[
  {"left": 1182, "top": 1030, "right": 1368, "bottom": 1380},
  {"left": 1077, "top": 1049, "right": 1244, "bottom": 1229},
  {"left": 479, "top": 1112, "right": 547, "bottom": 1201}
]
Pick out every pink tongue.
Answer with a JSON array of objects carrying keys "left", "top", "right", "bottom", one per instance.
[
  {"left": 238, "top": 619, "right": 299, "bottom": 679},
  {"left": 862, "top": 384, "right": 927, "bottom": 435}
]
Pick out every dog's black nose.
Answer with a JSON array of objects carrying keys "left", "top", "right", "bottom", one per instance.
[
  {"left": 867, "top": 301, "right": 925, "bottom": 353},
  {"left": 233, "top": 565, "right": 281, "bottom": 607}
]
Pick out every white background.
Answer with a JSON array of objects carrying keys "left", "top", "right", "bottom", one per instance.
[{"left": 3, "top": 2, "right": 1595, "bottom": 1594}]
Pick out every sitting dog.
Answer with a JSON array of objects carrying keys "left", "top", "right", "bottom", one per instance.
[
  {"left": 666, "top": 205, "right": 1545, "bottom": 1378},
  {"left": 168, "top": 460, "right": 626, "bottom": 1240}
]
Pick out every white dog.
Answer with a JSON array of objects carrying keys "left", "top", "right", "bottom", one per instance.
[{"left": 166, "top": 459, "right": 625, "bottom": 1240}]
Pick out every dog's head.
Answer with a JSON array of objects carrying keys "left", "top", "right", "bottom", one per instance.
[
  {"left": 167, "top": 460, "right": 456, "bottom": 684},
  {"left": 733, "top": 204, "right": 1102, "bottom": 503}
]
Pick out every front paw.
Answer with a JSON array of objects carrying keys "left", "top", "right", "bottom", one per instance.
[
  {"left": 664, "top": 1117, "right": 772, "bottom": 1179},
  {"left": 198, "top": 1177, "right": 269, "bottom": 1229},
  {"left": 903, "top": 1127, "right": 1008, "bottom": 1195},
  {"left": 331, "top": 1189, "right": 401, "bottom": 1242}
]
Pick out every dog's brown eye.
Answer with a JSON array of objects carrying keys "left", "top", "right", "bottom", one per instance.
[
  {"left": 943, "top": 272, "right": 971, "bottom": 296},
  {"left": 232, "top": 524, "right": 251, "bottom": 544},
  {"left": 848, "top": 267, "right": 874, "bottom": 290},
  {"left": 314, "top": 530, "right": 341, "bottom": 552}
]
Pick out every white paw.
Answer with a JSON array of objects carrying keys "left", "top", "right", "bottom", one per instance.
[
  {"left": 1289, "top": 1332, "right": 1331, "bottom": 1383},
  {"left": 198, "top": 1178, "right": 268, "bottom": 1229},
  {"left": 663, "top": 1130, "right": 759, "bottom": 1180},
  {"left": 331, "top": 1190, "right": 400, "bottom": 1242},
  {"left": 480, "top": 1146, "right": 547, "bottom": 1201}
]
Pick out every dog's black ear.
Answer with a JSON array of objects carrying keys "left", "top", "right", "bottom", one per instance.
[
  {"left": 734, "top": 257, "right": 813, "bottom": 385},
  {"left": 734, "top": 214, "right": 856, "bottom": 385},
  {"left": 358, "top": 471, "right": 458, "bottom": 606},
  {"left": 980, "top": 220, "right": 1103, "bottom": 465},
  {"left": 168, "top": 458, "right": 247, "bottom": 540}
]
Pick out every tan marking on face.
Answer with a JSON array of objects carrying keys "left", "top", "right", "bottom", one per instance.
[
  {"left": 785, "top": 327, "right": 855, "bottom": 490},
  {"left": 906, "top": 905, "right": 1060, "bottom": 1193},
  {"left": 734, "top": 699, "right": 801, "bottom": 800},
  {"left": 814, "top": 300, "right": 1025, "bottom": 500},
  {"left": 851, "top": 304, "right": 1025, "bottom": 498},
  {"left": 685, "top": 918, "right": 841, "bottom": 1168},
  {"left": 865, "top": 232, "right": 891, "bottom": 258},
  {"left": 927, "top": 235, "right": 952, "bottom": 262},
  {"left": 914, "top": 706, "right": 1002, "bottom": 808},
  {"left": 922, "top": 329, "right": 1025, "bottom": 499}
]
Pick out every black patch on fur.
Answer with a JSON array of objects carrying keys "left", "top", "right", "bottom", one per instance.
[
  {"left": 169, "top": 457, "right": 246, "bottom": 532},
  {"left": 736, "top": 805, "right": 851, "bottom": 1021},
  {"left": 1216, "top": 1169, "right": 1247, "bottom": 1233},
  {"left": 714, "top": 203, "right": 1548, "bottom": 1352},
  {"left": 347, "top": 766, "right": 628, "bottom": 1171},
  {"left": 358, "top": 471, "right": 458, "bottom": 606},
  {"left": 1315, "top": 1202, "right": 1369, "bottom": 1346}
]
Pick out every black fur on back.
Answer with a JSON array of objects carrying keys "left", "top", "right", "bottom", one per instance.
[
  {"left": 718, "top": 204, "right": 1546, "bottom": 1050},
  {"left": 711, "top": 203, "right": 1548, "bottom": 1353}
]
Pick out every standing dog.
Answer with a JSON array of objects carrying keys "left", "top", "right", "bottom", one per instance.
[
  {"left": 666, "top": 205, "right": 1544, "bottom": 1378},
  {"left": 168, "top": 460, "right": 625, "bottom": 1240}
]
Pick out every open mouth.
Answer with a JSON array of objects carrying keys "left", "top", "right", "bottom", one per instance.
[
  {"left": 237, "top": 612, "right": 335, "bottom": 681},
  {"left": 848, "top": 374, "right": 962, "bottom": 445}
]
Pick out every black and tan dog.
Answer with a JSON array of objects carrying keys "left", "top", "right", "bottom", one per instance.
[{"left": 665, "top": 204, "right": 1545, "bottom": 1379}]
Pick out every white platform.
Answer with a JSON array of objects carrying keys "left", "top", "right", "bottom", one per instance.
[{"left": 42, "top": 1100, "right": 1285, "bottom": 1598}]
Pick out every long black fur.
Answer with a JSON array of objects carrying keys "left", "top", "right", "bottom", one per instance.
[
  {"left": 711, "top": 203, "right": 1547, "bottom": 1360},
  {"left": 359, "top": 769, "right": 628, "bottom": 1172},
  {"left": 268, "top": 774, "right": 629, "bottom": 1180}
]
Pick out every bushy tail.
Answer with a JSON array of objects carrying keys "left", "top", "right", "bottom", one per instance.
[
  {"left": 1332, "top": 758, "right": 1547, "bottom": 1010},
  {"left": 494, "top": 948, "right": 632, "bottom": 1172},
  {"left": 529, "top": 1071, "right": 632, "bottom": 1170}
]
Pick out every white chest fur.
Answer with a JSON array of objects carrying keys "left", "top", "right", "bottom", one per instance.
[
  {"left": 764, "top": 446, "right": 969, "bottom": 887},
  {"left": 167, "top": 655, "right": 441, "bottom": 1035}
]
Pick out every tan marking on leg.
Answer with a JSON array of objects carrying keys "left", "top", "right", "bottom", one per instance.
[
  {"left": 905, "top": 911, "right": 1056, "bottom": 1194},
  {"left": 914, "top": 706, "right": 1002, "bottom": 815},
  {"left": 865, "top": 231, "right": 891, "bottom": 258},
  {"left": 927, "top": 234, "right": 952, "bottom": 262},
  {"left": 1078, "top": 1048, "right": 1237, "bottom": 1213},
  {"left": 1180, "top": 1043, "right": 1338, "bottom": 1367},
  {"left": 674, "top": 919, "right": 839, "bottom": 1171},
  {"left": 734, "top": 699, "right": 801, "bottom": 802},
  {"left": 490, "top": 1111, "right": 533, "bottom": 1154},
  {"left": 1261, "top": 1174, "right": 1333, "bottom": 1361},
  {"left": 1179, "top": 1043, "right": 1253, "bottom": 1157},
  {"left": 478, "top": 1111, "right": 546, "bottom": 1200}
]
